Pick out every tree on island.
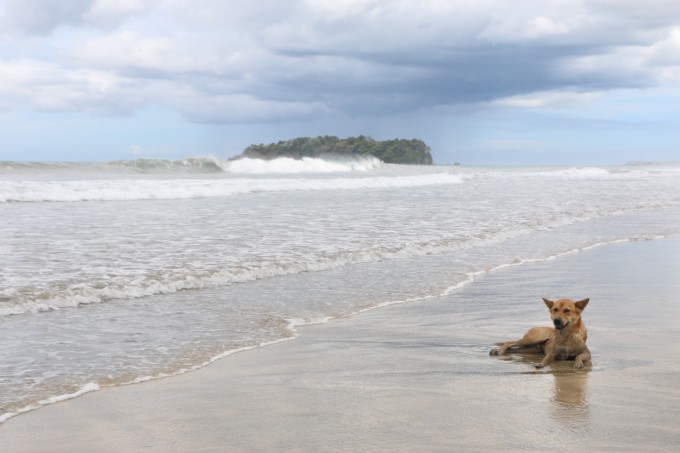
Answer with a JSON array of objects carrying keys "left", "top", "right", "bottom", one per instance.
[{"left": 237, "top": 136, "right": 433, "bottom": 165}]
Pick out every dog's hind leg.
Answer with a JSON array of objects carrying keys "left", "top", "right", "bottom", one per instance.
[
  {"left": 489, "top": 340, "right": 516, "bottom": 356},
  {"left": 490, "top": 327, "right": 553, "bottom": 356}
]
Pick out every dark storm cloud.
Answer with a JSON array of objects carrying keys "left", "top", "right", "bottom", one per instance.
[
  {"left": 267, "top": 41, "right": 653, "bottom": 116},
  {"left": 1, "top": 0, "right": 680, "bottom": 122}
]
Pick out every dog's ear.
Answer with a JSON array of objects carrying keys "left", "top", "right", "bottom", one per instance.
[
  {"left": 575, "top": 298, "right": 589, "bottom": 311},
  {"left": 542, "top": 298, "right": 554, "bottom": 309}
]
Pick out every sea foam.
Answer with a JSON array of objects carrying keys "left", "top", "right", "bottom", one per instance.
[
  {"left": 0, "top": 172, "right": 464, "bottom": 203},
  {"left": 226, "top": 156, "right": 383, "bottom": 174}
]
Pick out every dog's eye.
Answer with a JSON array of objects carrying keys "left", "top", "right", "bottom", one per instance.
[
  {"left": 563, "top": 309, "right": 571, "bottom": 313},
  {"left": 552, "top": 308, "right": 558, "bottom": 312}
]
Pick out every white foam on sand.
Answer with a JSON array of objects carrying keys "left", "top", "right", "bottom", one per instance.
[{"left": 0, "top": 382, "right": 100, "bottom": 424}]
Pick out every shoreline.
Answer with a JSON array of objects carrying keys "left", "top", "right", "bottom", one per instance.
[
  {"left": 2, "top": 236, "right": 680, "bottom": 451},
  {"left": 1, "top": 234, "right": 669, "bottom": 425}
]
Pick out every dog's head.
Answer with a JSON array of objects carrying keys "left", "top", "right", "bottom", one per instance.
[{"left": 543, "top": 298, "right": 589, "bottom": 330}]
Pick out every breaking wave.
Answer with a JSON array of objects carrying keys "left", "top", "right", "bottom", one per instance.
[
  {"left": 2, "top": 161, "right": 676, "bottom": 204},
  {"left": 0, "top": 172, "right": 463, "bottom": 203},
  {"left": 226, "top": 156, "right": 383, "bottom": 173},
  {"left": 0, "top": 156, "right": 382, "bottom": 175},
  {"left": 0, "top": 157, "right": 226, "bottom": 174}
]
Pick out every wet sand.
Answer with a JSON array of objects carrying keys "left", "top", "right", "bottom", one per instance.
[{"left": 2, "top": 237, "right": 680, "bottom": 452}]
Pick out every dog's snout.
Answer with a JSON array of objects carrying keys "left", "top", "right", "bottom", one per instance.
[{"left": 553, "top": 318, "right": 564, "bottom": 329}]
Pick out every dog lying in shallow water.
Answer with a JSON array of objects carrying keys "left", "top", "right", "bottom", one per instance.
[{"left": 490, "top": 298, "right": 591, "bottom": 369}]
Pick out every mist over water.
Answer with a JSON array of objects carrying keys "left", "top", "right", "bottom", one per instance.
[{"left": 1, "top": 158, "right": 679, "bottom": 422}]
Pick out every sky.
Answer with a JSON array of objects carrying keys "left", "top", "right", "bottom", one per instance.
[{"left": 2, "top": 0, "right": 680, "bottom": 165}]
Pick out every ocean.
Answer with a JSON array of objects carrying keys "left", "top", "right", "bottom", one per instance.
[{"left": 1, "top": 157, "right": 679, "bottom": 423}]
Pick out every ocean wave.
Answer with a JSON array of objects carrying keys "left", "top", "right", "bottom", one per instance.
[
  {"left": 0, "top": 156, "right": 383, "bottom": 175},
  {"left": 0, "top": 173, "right": 463, "bottom": 203},
  {"left": 0, "top": 210, "right": 638, "bottom": 317},
  {"left": 460, "top": 166, "right": 653, "bottom": 181},
  {"left": 541, "top": 167, "right": 612, "bottom": 178},
  {"left": 533, "top": 167, "right": 649, "bottom": 179},
  {"left": 2, "top": 233, "right": 671, "bottom": 425},
  {"left": 0, "top": 157, "right": 227, "bottom": 174},
  {"left": 226, "top": 156, "right": 383, "bottom": 173},
  {"left": 108, "top": 157, "right": 227, "bottom": 173},
  {"left": 0, "top": 238, "right": 467, "bottom": 316}
]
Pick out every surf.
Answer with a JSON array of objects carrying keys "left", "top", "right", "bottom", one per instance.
[{"left": 0, "top": 172, "right": 464, "bottom": 203}]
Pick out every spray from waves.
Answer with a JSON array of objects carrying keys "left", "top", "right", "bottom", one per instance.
[
  {"left": 0, "top": 172, "right": 463, "bottom": 203},
  {"left": 226, "top": 156, "right": 383, "bottom": 174}
]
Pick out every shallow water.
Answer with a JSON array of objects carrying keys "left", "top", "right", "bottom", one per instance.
[
  {"left": 2, "top": 237, "right": 678, "bottom": 452},
  {"left": 1, "top": 159, "right": 680, "bottom": 422}
]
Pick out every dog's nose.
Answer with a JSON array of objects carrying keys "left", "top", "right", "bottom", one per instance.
[{"left": 553, "top": 318, "right": 564, "bottom": 329}]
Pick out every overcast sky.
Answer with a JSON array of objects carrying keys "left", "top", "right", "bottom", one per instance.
[{"left": 2, "top": 0, "right": 680, "bottom": 164}]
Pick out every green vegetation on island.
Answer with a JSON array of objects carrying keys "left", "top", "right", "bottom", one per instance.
[{"left": 238, "top": 136, "right": 433, "bottom": 165}]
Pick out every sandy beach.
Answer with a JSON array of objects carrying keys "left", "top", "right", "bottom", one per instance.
[{"left": 2, "top": 237, "right": 680, "bottom": 452}]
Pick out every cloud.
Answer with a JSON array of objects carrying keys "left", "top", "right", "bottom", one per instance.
[
  {"left": 75, "top": 30, "right": 230, "bottom": 74},
  {"left": 2, "top": 0, "right": 680, "bottom": 123},
  {"left": 0, "top": 58, "right": 146, "bottom": 114},
  {"left": 84, "top": 0, "right": 159, "bottom": 28},
  {"left": 0, "top": 0, "right": 160, "bottom": 34},
  {"left": 0, "top": 0, "right": 94, "bottom": 35},
  {"left": 493, "top": 90, "right": 603, "bottom": 109}
]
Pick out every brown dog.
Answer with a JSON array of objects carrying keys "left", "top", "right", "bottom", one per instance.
[{"left": 490, "top": 298, "right": 591, "bottom": 369}]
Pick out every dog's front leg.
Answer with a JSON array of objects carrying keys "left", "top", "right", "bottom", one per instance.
[
  {"left": 574, "top": 346, "right": 591, "bottom": 369},
  {"left": 536, "top": 351, "right": 554, "bottom": 369}
]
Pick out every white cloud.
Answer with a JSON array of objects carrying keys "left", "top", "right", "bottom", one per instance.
[
  {"left": 493, "top": 90, "right": 603, "bottom": 109},
  {"left": 477, "top": 0, "right": 588, "bottom": 43},
  {"left": 0, "top": 59, "right": 142, "bottom": 114},
  {"left": 75, "top": 31, "right": 229, "bottom": 74},
  {"left": 525, "top": 16, "right": 575, "bottom": 38},
  {"left": 644, "top": 28, "right": 680, "bottom": 67}
]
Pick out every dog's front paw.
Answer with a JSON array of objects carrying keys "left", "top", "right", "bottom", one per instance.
[
  {"left": 574, "top": 358, "right": 584, "bottom": 369},
  {"left": 535, "top": 363, "right": 544, "bottom": 369},
  {"left": 489, "top": 349, "right": 499, "bottom": 356}
]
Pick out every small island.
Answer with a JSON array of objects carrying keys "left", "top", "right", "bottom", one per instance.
[{"left": 236, "top": 136, "right": 433, "bottom": 165}]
